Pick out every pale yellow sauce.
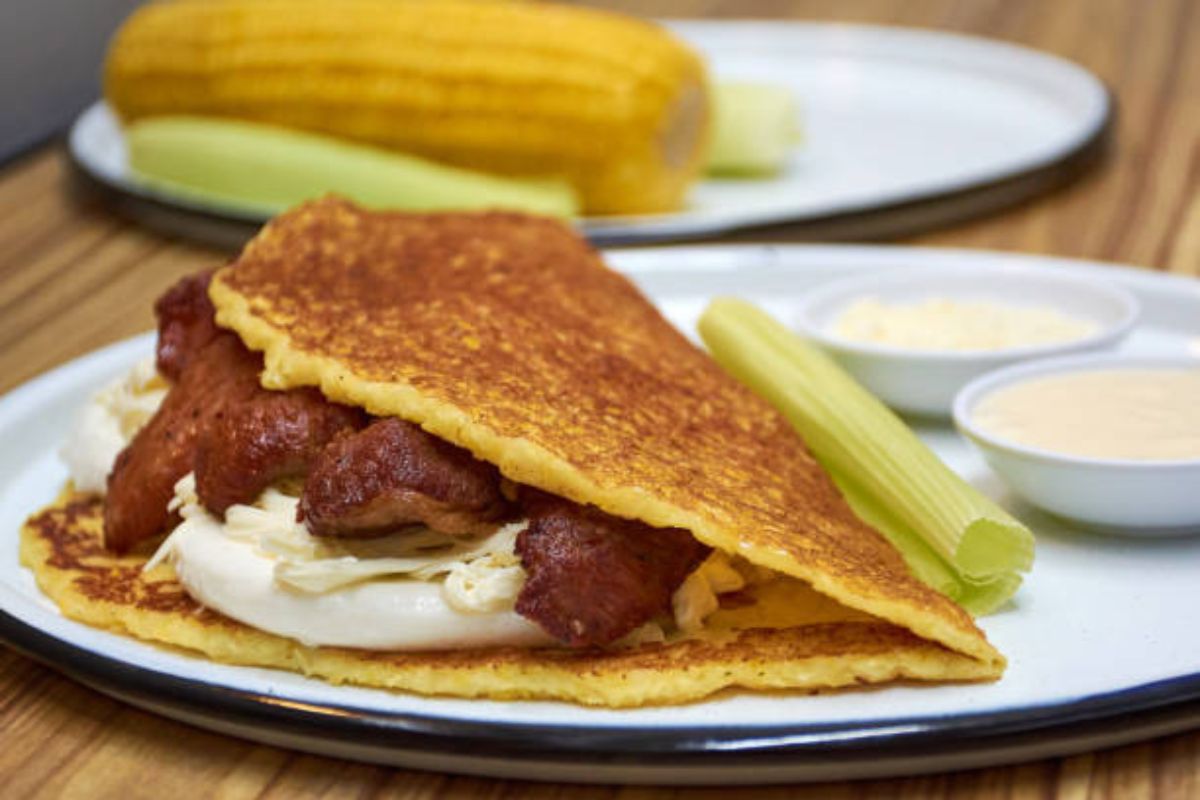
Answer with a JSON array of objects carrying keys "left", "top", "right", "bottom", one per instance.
[{"left": 972, "top": 368, "right": 1200, "bottom": 461}]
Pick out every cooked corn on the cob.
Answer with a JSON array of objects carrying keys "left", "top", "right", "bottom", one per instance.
[{"left": 104, "top": 0, "right": 711, "bottom": 215}]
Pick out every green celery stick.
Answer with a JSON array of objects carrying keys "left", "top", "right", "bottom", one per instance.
[
  {"left": 705, "top": 82, "right": 802, "bottom": 176},
  {"left": 698, "top": 298, "right": 1034, "bottom": 615},
  {"left": 125, "top": 116, "right": 579, "bottom": 218},
  {"left": 833, "top": 473, "right": 1024, "bottom": 614}
]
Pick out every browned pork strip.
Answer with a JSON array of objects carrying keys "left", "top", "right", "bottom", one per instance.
[
  {"left": 299, "top": 417, "right": 513, "bottom": 537},
  {"left": 105, "top": 334, "right": 261, "bottom": 552},
  {"left": 154, "top": 269, "right": 221, "bottom": 381},
  {"left": 194, "top": 389, "right": 366, "bottom": 515},
  {"left": 514, "top": 491, "right": 711, "bottom": 648}
]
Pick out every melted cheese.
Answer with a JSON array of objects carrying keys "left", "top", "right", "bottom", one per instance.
[{"left": 673, "top": 552, "right": 748, "bottom": 633}]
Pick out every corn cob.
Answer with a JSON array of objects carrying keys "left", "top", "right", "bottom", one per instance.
[
  {"left": 104, "top": 0, "right": 710, "bottom": 215},
  {"left": 707, "top": 82, "right": 802, "bottom": 176}
]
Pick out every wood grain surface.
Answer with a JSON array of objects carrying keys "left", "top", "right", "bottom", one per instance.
[{"left": 1, "top": 0, "right": 1197, "bottom": 797}]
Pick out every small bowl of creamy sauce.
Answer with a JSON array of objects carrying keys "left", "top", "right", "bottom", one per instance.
[
  {"left": 797, "top": 265, "right": 1139, "bottom": 416},
  {"left": 954, "top": 355, "right": 1200, "bottom": 535}
]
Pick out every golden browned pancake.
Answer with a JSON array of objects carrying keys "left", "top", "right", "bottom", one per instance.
[
  {"left": 21, "top": 489, "right": 999, "bottom": 706},
  {"left": 207, "top": 197, "right": 1002, "bottom": 671}
]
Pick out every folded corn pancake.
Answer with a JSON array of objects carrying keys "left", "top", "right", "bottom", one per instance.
[
  {"left": 21, "top": 197, "right": 1003, "bottom": 706},
  {"left": 213, "top": 198, "right": 1001, "bottom": 661}
]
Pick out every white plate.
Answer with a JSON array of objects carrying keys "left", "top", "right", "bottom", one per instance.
[
  {"left": 69, "top": 21, "right": 1110, "bottom": 245},
  {"left": 3, "top": 246, "right": 1199, "bottom": 785}
]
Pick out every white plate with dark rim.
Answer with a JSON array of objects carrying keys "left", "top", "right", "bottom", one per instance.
[
  {"left": 69, "top": 21, "right": 1111, "bottom": 248},
  {"left": 3, "top": 245, "right": 1199, "bottom": 785}
]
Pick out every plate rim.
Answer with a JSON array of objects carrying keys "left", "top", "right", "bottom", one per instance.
[
  {"left": 5, "top": 243, "right": 1199, "bottom": 781},
  {"left": 4, "top": 598, "right": 1200, "bottom": 752},
  {"left": 3, "top": 602, "right": 1199, "bottom": 765},
  {"left": 68, "top": 19, "right": 1114, "bottom": 247}
]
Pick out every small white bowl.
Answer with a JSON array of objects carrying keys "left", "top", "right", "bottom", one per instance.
[
  {"left": 795, "top": 265, "right": 1140, "bottom": 416},
  {"left": 954, "top": 354, "right": 1200, "bottom": 535}
]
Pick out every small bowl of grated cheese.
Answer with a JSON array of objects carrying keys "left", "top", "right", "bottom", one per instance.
[{"left": 795, "top": 265, "right": 1139, "bottom": 416}]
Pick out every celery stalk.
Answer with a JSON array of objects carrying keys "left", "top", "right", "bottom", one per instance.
[
  {"left": 705, "top": 82, "right": 802, "bottom": 177},
  {"left": 834, "top": 473, "right": 1023, "bottom": 614},
  {"left": 698, "top": 298, "right": 1034, "bottom": 615},
  {"left": 126, "top": 116, "right": 579, "bottom": 218}
]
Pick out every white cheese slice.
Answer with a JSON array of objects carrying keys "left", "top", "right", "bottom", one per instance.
[{"left": 168, "top": 506, "right": 556, "bottom": 650}]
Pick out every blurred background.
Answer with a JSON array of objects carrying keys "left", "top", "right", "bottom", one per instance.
[{"left": 1, "top": 0, "right": 143, "bottom": 162}]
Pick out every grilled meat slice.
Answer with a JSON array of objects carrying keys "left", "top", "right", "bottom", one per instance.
[
  {"left": 154, "top": 269, "right": 222, "bottom": 381},
  {"left": 299, "top": 417, "right": 513, "bottom": 537},
  {"left": 104, "top": 334, "right": 260, "bottom": 552},
  {"left": 514, "top": 491, "right": 710, "bottom": 648},
  {"left": 194, "top": 389, "right": 366, "bottom": 515}
]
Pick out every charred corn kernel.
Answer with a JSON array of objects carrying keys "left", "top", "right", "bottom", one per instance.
[{"left": 104, "top": 0, "right": 710, "bottom": 215}]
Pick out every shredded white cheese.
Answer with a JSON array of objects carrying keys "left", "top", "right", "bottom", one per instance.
[
  {"left": 149, "top": 473, "right": 751, "bottom": 643},
  {"left": 152, "top": 475, "right": 531, "bottom": 615},
  {"left": 443, "top": 555, "right": 527, "bottom": 614},
  {"left": 833, "top": 296, "right": 1097, "bottom": 351},
  {"left": 61, "top": 358, "right": 167, "bottom": 494},
  {"left": 147, "top": 474, "right": 554, "bottom": 649}
]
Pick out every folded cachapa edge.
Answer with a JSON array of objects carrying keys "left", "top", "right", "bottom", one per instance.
[{"left": 22, "top": 197, "right": 1003, "bottom": 707}]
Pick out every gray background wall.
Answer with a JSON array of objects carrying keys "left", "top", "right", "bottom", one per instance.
[{"left": 0, "top": 0, "right": 145, "bottom": 162}]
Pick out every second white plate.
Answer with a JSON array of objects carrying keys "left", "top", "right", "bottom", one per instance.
[{"left": 70, "top": 21, "right": 1110, "bottom": 245}]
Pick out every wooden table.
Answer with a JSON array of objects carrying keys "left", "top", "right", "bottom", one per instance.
[{"left": 2, "top": 0, "right": 1197, "bottom": 796}]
